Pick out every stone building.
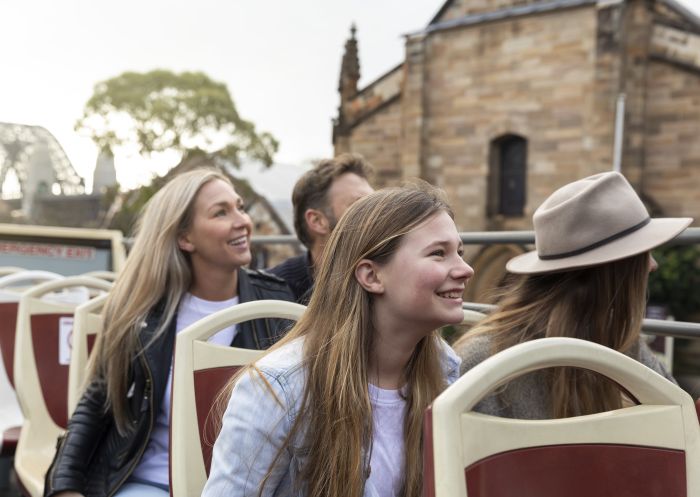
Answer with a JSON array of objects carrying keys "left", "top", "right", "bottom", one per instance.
[{"left": 333, "top": 0, "right": 700, "bottom": 299}]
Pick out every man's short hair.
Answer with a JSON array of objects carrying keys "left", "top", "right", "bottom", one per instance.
[{"left": 292, "top": 153, "right": 373, "bottom": 249}]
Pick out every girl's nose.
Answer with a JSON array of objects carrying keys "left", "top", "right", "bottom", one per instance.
[{"left": 453, "top": 258, "right": 475, "bottom": 281}]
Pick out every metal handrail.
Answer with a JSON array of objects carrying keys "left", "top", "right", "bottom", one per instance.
[
  {"left": 128, "top": 228, "right": 700, "bottom": 339},
  {"left": 249, "top": 227, "right": 700, "bottom": 247},
  {"left": 462, "top": 302, "right": 700, "bottom": 339},
  {"left": 639, "top": 319, "right": 700, "bottom": 340},
  {"left": 456, "top": 227, "right": 700, "bottom": 246}
]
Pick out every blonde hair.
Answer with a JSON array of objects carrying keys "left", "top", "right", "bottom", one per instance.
[
  {"left": 89, "top": 168, "right": 232, "bottom": 434},
  {"left": 229, "top": 182, "right": 454, "bottom": 497},
  {"left": 454, "top": 252, "right": 650, "bottom": 417}
]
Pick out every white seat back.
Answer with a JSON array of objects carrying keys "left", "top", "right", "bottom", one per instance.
[
  {"left": 170, "top": 299, "right": 305, "bottom": 497},
  {"left": 0, "top": 271, "right": 63, "bottom": 457},
  {"left": 13, "top": 276, "right": 112, "bottom": 497},
  {"left": 425, "top": 337, "right": 700, "bottom": 497},
  {"left": 67, "top": 293, "right": 108, "bottom": 416}
]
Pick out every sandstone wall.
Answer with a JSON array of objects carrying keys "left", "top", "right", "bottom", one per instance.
[
  {"left": 421, "top": 6, "right": 608, "bottom": 231},
  {"left": 643, "top": 59, "right": 700, "bottom": 219},
  {"left": 342, "top": 98, "right": 403, "bottom": 188}
]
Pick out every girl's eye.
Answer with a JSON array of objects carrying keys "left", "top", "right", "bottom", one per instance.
[
  {"left": 238, "top": 204, "right": 247, "bottom": 213},
  {"left": 214, "top": 209, "right": 227, "bottom": 217},
  {"left": 457, "top": 249, "right": 465, "bottom": 258},
  {"left": 430, "top": 249, "right": 445, "bottom": 257}
]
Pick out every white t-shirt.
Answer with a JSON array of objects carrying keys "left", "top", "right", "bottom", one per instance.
[
  {"left": 131, "top": 293, "right": 239, "bottom": 486},
  {"left": 367, "top": 383, "right": 407, "bottom": 497}
]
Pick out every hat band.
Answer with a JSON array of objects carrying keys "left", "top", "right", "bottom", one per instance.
[{"left": 539, "top": 217, "right": 651, "bottom": 260}]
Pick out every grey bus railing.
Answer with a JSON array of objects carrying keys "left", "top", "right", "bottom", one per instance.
[
  {"left": 462, "top": 302, "right": 700, "bottom": 340},
  {"left": 455, "top": 227, "right": 700, "bottom": 245},
  {"left": 252, "top": 228, "right": 700, "bottom": 339},
  {"left": 249, "top": 227, "right": 700, "bottom": 247},
  {"left": 132, "top": 228, "right": 700, "bottom": 338},
  {"left": 128, "top": 227, "right": 700, "bottom": 249}
]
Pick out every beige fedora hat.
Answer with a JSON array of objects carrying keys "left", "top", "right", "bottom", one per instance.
[{"left": 507, "top": 172, "right": 692, "bottom": 274}]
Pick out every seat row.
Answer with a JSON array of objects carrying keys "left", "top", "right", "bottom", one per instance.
[{"left": 2, "top": 265, "right": 699, "bottom": 496}]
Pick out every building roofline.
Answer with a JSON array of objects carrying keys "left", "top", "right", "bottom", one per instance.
[
  {"left": 355, "top": 62, "right": 404, "bottom": 97},
  {"left": 410, "top": 0, "right": 598, "bottom": 37},
  {"left": 428, "top": 0, "right": 456, "bottom": 26},
  {"left": 344, "top": 93, "right": 401, "bottom": 130},
  {"left": 659, "top": 0, "right": 700, "bottom": 32},
  {"left": 339, "top": 63, "right": 404, "bottom": 131}
]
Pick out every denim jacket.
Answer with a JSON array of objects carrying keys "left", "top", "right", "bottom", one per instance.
[{"left": 202, "top": 337, "right": 461, "bottom": 497}]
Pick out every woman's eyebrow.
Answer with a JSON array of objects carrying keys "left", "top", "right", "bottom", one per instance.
[{"left": 207, "top": 200, "right": 231, "bottom": 210}]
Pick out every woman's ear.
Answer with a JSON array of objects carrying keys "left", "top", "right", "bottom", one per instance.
[
  {"left": 177, "top": 233, "right": 194, "bottom": 253},
  {"left": 355, "top": 259, "right": 384, "bottom": 294}
]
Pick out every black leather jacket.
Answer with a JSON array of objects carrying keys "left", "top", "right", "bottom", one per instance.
[{"left": 44, "top": 268, "right": 294, "bottom": 497}]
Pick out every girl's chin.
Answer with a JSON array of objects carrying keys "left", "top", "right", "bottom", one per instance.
[{"left": 442, "top": 311, "right": 466, "bottom": 326}]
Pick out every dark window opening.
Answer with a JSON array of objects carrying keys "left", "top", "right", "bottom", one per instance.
[{"left": 488, "top": 134, "right": 527, "bottom": 217}]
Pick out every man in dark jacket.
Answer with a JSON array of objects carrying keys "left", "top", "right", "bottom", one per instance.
[{"left": 270, "top": 153, "right": 373, "bottom": 302}]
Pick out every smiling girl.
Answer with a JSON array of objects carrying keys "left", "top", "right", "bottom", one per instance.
[
  {"left": 203, "top": 183, "right": 474, "bottom": 497},
  {"left": 44, "top": 168, "right": 294, "bottom": 497}
]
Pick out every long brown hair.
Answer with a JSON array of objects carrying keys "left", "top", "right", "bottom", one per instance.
[
  {"left": 454, "top": 252, "right": 650, "bottom": 417},
  {"left": 232, "top": 183, "right": 454, "bottom": 497},
  {"left": 88, "top": 168, "right": 233, "bottom": 434}
]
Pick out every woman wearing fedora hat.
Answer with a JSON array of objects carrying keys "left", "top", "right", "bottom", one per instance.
[{"left": 453, "top": 171, "right": 692, "bottom": 419}]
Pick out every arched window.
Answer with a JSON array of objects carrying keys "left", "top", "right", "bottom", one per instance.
[{"left": 488, "top": 134, "right": 527, "bottom": 217}]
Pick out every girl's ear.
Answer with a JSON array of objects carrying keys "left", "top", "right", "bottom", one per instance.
[
  {"left": 355, "top": 259, "right": 384, "bottom": 294},
  {"left": 178, "top": 233, "right": 194, "bottom": 253}
]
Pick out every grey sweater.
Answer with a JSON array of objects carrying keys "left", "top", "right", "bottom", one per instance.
[{"left": 454, "top": 334, "right": 676, "bottom": 419}]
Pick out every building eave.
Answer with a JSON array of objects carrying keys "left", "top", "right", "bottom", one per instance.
[
  {"left": 660, "top": 0, "right": 700, "bottom": 32},
  {"left": 355, "top": 63, "right": 404, "bottom": 98},
  {"left": 345, "top": 93, "right": 402, "bottom": 130}
]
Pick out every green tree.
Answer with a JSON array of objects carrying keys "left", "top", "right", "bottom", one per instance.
[{"left": 76, "top": 69, "right": 278, "bottom": 166}]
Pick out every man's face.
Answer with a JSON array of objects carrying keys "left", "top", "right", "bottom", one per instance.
[{"left": 324, "top": 172, "right": 374, "bottom": 230}]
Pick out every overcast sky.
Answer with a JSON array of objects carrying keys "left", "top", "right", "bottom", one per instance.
[{"left": 1, "top": 0, "right": 699, "bottom": 193}]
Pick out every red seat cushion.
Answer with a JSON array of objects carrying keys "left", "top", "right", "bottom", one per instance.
[
  {"left": 193, "top": 366, "right": 242, "bottom": 475},
  {"left": 465, "top": 444, "right": 686, "bottom": 497},
  {"left": 1, "top": 425, "right": 21, "bottom": 457},
  {"left": 31, "top": 313, "right": 73, "bottom": 429},
  {"left": 0, "top": 302, "right": 19, "bottom": 387}
]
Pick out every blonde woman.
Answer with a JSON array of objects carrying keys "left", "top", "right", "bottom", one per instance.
[
  {"left": 203, "top": 184, "right": 474, "bottom": 497},
  {"left": 454, "top": 172, "right": 691, "bottom": 419},
  {"left": 44, "top": 169, "right": 294, "bottom": 497}
]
